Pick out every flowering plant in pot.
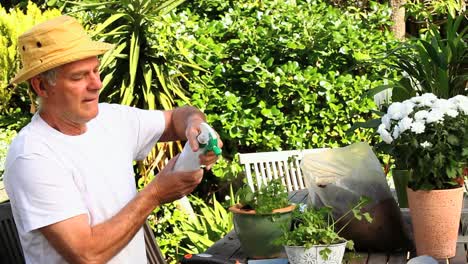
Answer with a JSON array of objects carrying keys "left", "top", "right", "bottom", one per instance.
[
  {"left": 229, "top": 178, "right": 296, "bottom": 259},
  {"left": 277, "top": 197, "right": 372, "bottom": 264},
  {"left": 376, "top": 93, "right": 468, "bottom": 258},
  {"left": 377, "top": 93, "right": 467, "bottom": 190}
]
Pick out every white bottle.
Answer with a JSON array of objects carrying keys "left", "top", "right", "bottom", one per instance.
[
  {"left": 173, "top": 122, "right": 222, "bottom": 172},
  {"left": 172, "top": 123, "right": 221, "bottom": 220}
]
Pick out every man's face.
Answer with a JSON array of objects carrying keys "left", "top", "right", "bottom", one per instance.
[{"left": 45, "top": 56, "right": 102, "bottom": 124}]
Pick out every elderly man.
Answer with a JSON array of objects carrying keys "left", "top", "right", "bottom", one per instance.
[{"left": 4, "top": 15, "right": 221, "bottom": 264}]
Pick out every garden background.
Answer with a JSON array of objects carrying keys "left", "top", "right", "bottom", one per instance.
[{"left": 0, "top": 0, "right": 466, "bottom": 263}]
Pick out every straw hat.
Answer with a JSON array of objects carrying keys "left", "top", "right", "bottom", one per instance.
[{"left": 10, "top": 15, "right": 114, "bottom": 84}]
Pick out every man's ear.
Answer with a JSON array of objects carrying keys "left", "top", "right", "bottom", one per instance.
[{"left": 30, "top": 76, "right": 48, "bottom": 97}]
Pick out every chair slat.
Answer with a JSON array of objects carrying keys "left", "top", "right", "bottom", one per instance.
[
  {"left": 282, "top": 160, "right": 293, "bottom": 192},
  {"left": 289, "top": 159, "right": 299, "bottom": 191},
  {"left": 295, "top": 157, "right": 306, "bottom": 189},
  {"left": 253, "top": 163, "right": 263, "bottom": 190},
  {"left": 244, "top": 164, "right": 255, "bottom": 191},
  {"left": 272, "top": 161, "right": 279, "bottom": 180},
  {"left": 265, "top": 162, "right": 273, "bottom": 181}
]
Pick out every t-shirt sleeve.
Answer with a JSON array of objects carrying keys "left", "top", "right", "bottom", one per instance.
[
  {"left": 5, "top": 154, "right": 88, "bottom": 233},
  {"left": 133, "top": 108, "right": 165, "bottom": 160}
]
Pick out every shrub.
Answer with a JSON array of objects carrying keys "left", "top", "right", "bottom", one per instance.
[
  {"left": 0, "top": 2, "right": 60, "bottom": 118},
  {"left": 169, "top": 0, "right": 401, "bottom": 180},
  {"left": 0, "top": 128, "right": 17, "bottom": 180}
]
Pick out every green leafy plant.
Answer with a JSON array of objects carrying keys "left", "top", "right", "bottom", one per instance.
[
  {"left": 277, "top": 196, "right": 372, "bottom": 259},
  {"left": 0, "top": 2, "right": 60, "bottom": 120},
  {"left": 236, "top": 178, "right": 289, "bottom": 214},
  {"left": 375, "top": 15, "right": 467, "bottom": 102},
  {"left": 376, "top": 93, "right": 468, "bottom": 190},
  {"left": 405, "top": 0, "right": 466, "bottom": 23},
  {"left": 174, "top": 0, "right": 401, "bottom": 182},
  {"left": 0, "top": 128, "right": 17, "bottom": 180},
  {"left": 139, "top": 174, "right": 233, "bottom": 264}
]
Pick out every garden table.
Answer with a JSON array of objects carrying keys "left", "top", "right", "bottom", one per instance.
[{"left": 198, "top": 189, "right": 468, "bottom": 264}]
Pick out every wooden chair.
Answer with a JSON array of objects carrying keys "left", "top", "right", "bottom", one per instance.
[
  {"left": 0, "top": 201, "right": 166, "bottom": 264},
  {"left": 239, "top": 148, "right": 327, "bottom": 192},
  {"left": 0, "top": 201, "right": 24, "bottom": 264}
]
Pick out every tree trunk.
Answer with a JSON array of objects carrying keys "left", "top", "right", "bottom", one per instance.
[{"left": 390, "top": 0, "right": 406, "bottom": 39}]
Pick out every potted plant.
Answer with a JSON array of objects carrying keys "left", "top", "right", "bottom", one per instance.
[
  {"left": 277, "top": 197, "right": 372, "bottom": 264},
  {"left": 229, "top": 178, "right": 296, "bottom": 259},
  {"left": 376, "top": 93, "right": 468, "bottom": 258},
  {"left": 353, "top": 15, "right": 467, "bottom": 207}
]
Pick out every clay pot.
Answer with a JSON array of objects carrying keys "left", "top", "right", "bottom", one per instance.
[
  {"left": 229, "top": 204, "right": 296, "bottom": 259},
  {"left": 407, "top": 186, "right": 464, "bottom": 258}
]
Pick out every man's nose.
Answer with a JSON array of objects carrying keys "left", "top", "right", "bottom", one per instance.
[{"left": 89, "top": 72, "right": 102, "bottom": 91}]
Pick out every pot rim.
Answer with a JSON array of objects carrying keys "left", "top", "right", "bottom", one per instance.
[
  {"left": 406, "top": 186, "right": 464, "bottom": 193},
  {"left": 228, "top": 203, "right": 296, "bottom": 215},
  {"left": 283, "top": 240, "right": 347, "bottom": 249}
]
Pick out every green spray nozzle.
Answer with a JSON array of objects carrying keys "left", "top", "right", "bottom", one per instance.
[{"left": 198, "top": 123, "right": 222, "bottom": 156}]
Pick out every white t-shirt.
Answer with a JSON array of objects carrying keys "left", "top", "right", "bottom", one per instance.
[{"left": 4, "top": 103, "right": 165, "bottom": 264}]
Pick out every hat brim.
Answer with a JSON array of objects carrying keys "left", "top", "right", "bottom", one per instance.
[{"left": 10, "top": 41, "right": 114, "bottom": 84}]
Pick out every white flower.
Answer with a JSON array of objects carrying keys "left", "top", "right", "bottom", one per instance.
[
  {"left": 432, "top": 98, "right": 456, "bottom": 110},
  {"left": 420, "top": 93, "right": 438, "bottom": 107},
  {"left": 387, "top": 102, "right": 406, "bottom": 120},
  {"left": 426, "top": 109, "right": 444, "bottom": 123},
  {"left": 402, "top": 101, "right": 415, "bottom": 116},
  {"left": 414, "top": 110, "right": 429, "bottom": 121},
  {"left": 398, "top": 117, "right": 413, "bottom": 133},
  {"left": 449, "top": 95, "right": 468, "bottom": 115},
  {"left": 446, "top": 109, "right": 459, "bottom": 118},
  {"left": 392, "top": 125, "right": 400, "bottom": 139},
  {"left": 381, "top": 114, "right": 391, "bottom": 130},
  {"left": 377, "top": 124, "right": 393, "bottom": 143},
  {"left": 420, "top": 141, "right": 432, "bottom": 148},
  {"left": 411, "top": 121, "right": 425, "bottom": 134},
  {"left": 410, "top": 93, "right": 437, "bottom": 106}
]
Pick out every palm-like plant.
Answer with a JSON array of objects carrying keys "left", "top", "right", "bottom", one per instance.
[
  {"left": 382, "top": 15, "right": 467, "bottom": 101},
  {"left": 69, "top": 0, "right": 195, "bottom": 109}
]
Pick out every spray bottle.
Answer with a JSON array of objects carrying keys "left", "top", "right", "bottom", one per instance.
[
  {"left": 173, "top": 122, "right": 222, "bottom": 220},
  {"left": 173, "top": 122, "right": 222, "bottom": 172}
]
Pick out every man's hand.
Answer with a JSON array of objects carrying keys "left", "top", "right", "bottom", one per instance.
[
  {"left": 160, "top": 105, "right": 224, "bottom": 170},
  {"left": 150, "top": 155, "right": 203, "bottom": 205},
  {"left": 185, "top": 119, "right": 223, "bottom": 171}
]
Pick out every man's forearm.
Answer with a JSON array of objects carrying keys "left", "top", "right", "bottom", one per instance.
[
  {"left": 41, "top": 184, "right": 159, "bottom": 264},
  {"left": 85, "top": 185, "right": 159, "bottom": 263}
]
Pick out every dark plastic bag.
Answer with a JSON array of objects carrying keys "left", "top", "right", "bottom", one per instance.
[{"left": 301, "top": 142, "right": 412, "bottom": 252}]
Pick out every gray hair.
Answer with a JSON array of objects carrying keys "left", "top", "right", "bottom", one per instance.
[{"left": 39, "top": 68, "right": 58, "bottom": 86}]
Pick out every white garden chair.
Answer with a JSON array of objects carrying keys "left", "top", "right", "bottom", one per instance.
[{"left": 239, "top": 148, "right": 328, "bottom": 192}]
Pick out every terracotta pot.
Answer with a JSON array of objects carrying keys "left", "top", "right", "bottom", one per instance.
[
  {"left": 407, "top": 186, "right": 464, "bottom": 258},
  {"left": 229, "top": 204, "right": 296, "bottom": 259}
]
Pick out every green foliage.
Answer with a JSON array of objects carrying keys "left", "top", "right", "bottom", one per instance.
[
  {"left": 139, "top": 175, "right": 232, "bottom": 263},
  {"left": 169, "top": 0, "right": 400, "bottom": 179},
  {"left": 277, "top": 196, "right": 372, "bottom": 259},
  {"left": 67, "top": 0, "right": 198, "bottom": 110},
  {"left": 0, "top": 2, "right": 60, "bottom": 117},
  {"left": 236, "top": 178, "right": 289, "bottom": 214},
  {"left": 0, "top": 128, "right": 17, "bottom": 179},
  {"left": 387, "top": 15, "right": 467, "bottom": 102},
  {"left": 405, "top": 0, "right": 467, "bottom": 22}
]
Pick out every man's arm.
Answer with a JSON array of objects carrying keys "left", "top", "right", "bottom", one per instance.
[
  {"left": 159, "top": 106, "right": 206, "bottom": 149},
  {"left": 39, "top": 157, "right": 203, "bottom": 264}
]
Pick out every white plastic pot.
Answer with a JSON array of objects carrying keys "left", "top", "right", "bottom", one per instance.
[{"left": 284, "top": 241, "right": 347, "bottom": 264}]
